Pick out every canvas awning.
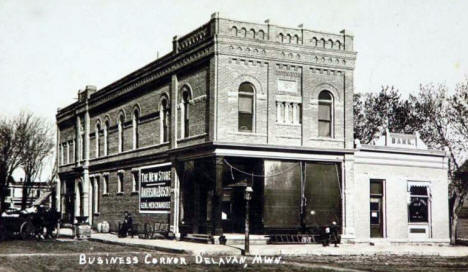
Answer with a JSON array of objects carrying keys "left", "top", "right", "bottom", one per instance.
[{"left": 32, "top": 191, "right": 52, "bottom": 206}]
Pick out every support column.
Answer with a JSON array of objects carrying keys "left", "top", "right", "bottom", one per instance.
[
  {"left": 82, "top": 104, "right": 90, "bottom": 222},
  {"left": 75, "top": 116, "right": 81, "bottom": 165},
  {"left": 170, "top": 159, "right": 181, "bottom": 238},
  {"left": 170, "top": 74, "right": 178, "bottom": 149},
  {"left": 74, "top": 181, "right": 80, "bottom": 219},
  {"left": 211, "top": 157, "right": 224, "bottom": 236},
  {"left": 56, "top": 176, "right": 61, "bottom": 212},
  {"left": 342, "top": 153, "right": 355, "bottom": 242},
  {"left": 193, "top": 168, "right": 200, "bottom": 233}
]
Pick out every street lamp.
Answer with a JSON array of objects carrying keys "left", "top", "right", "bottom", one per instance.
[{"left": 244, "top": 186, "right": 253, "bottom": 255}]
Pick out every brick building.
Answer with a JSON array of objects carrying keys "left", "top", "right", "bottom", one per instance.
[{"left": 56, "top": 13, "right": 449, "bottom": 243}]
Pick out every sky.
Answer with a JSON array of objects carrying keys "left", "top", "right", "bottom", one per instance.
[{"left": 1, "top": 0, "right": 467, "bottom": 178}]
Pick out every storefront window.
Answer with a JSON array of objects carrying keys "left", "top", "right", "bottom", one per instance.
[{"left": 408, "top": 185, "right": 429, "bottom": 223}]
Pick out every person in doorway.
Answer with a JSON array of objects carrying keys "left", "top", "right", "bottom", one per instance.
[
  {"left": 118, "top": 211, "right": 133, "bottom": 238},
  {"left": 330, "top": 221, "right": 339, "bottom": 247}
]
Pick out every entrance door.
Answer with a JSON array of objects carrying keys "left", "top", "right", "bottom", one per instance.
[
  {"left": 370, "top": 197, "right": 383, "bottom": 237},
  {"left": 370, "top": 179, "right": 384, "bottom": 238},
  {"left": 64, "top": 180, "right": 75, "bottom": 224}
]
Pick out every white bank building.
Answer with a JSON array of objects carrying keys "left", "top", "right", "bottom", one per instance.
[{"left": 353, "top": 130, "right": 450, "bottom": 244}]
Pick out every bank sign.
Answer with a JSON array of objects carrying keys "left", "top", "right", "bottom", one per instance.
[{"left": 139, "top": 163, "right": 171, "bottom": 214}]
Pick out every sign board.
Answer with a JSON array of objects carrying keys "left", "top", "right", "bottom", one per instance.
[
  {"left": 277, "top": 79, "right": 298, "bottom": 93},
  {"left": 139, "top": 163, "right": 172, "bottom": 214}
]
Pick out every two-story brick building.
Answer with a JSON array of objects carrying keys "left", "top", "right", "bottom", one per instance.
[{"left": 56, "top": 13, "right": 449, "bottom": 244}]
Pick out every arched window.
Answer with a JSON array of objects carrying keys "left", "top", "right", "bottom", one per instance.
[
  {"left": 181, "top": 89, "right": 191, "bottom": 139},
  {"left": 103, "top": 120, "right": 109, "bottom": 156},
  {"left": 238, "top": 82, "right": 255, "bottom": 132},
  {"left": 118, "top": 114, "right": 124, "bottom": 153},
  {"left": 318, "top": 91, "right": 333, "bottom": 137},
  {"left": 103, "top": 175, "right": 109, "bottom": 194},
  {"left": 117, "top": 172, "right": 123, "bottom": 193},
  {"left": 95, "top": 122, "right": 101, "bottom": 158},
  {"left": 132, "top": 109, "right": 139, "bottom": 150},
  {"left": 160, "top": 97, "right": 170, "bottom": 143},
  {"left": 279, "top": 33, "right": 284, "bottom": 43}
]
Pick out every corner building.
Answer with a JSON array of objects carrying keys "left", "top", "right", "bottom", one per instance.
[{"left": 56, "top": 13, "right": 449, "bottom": 243}]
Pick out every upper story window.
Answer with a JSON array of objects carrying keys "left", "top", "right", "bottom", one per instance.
[
  {"left": 117, "top": 172, "right": 124, "bottom": 194},
  {"left": 103, "top": 175, "right": 109, "bottom": 195},
  {"left": 103, "top": 120, "right": 109, "bottom": 156},
  {"left": 95, "top": 122, "right": 101, "bottom": 158},
  {"left": 238, "top": 82, "right": 255, "bottom": 132},
  {"left": 66, "top": 141, "right": 70, "bottom": 164},
  {"left": 318, "top": 91, "right": 333, "bottom": 137},
  {"left": 160, "top": 97, "right": 170, "bottom": 143},
  {"left": 132, "top": 171, "right": 139, "bottom": 193},
  {"left": 118, "top": 114, "right": 125, "bottom": 153},
  {"left": 60, "top": 144, "right": 64, "bottom": 165},
  {"left": 132, "top": 109, "right": 139, "bottom": 150},
  {"left": 181, "top": 89, "right": 191, "bottom": 139}
]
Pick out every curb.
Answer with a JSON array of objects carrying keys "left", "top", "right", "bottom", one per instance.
[{"left": 88, "top": 237, "right": 190, "bottom": 255}]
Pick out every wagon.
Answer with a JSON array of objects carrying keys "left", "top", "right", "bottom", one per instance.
[{"left": 0, "top": 209, "right": 38, "bottom": 240}]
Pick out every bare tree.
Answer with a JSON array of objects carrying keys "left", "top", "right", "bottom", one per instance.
[
  {"left": 0, "top": 113, "right": 30, "bottom": 213},
  {"left": 19, "top": 114, "right": 54, "bottom": 209}
]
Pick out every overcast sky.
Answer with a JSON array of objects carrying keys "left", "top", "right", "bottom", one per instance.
[
  {"left": 1, "top": 0, "right": 467, "bottom": 120},
  {"left": 1, "top": 0, "right": 467, "bottom": 179}
]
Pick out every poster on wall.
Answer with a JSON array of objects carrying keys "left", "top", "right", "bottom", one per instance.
[{"left": 139, "top": 163, "right": 172, "bottom": 214}]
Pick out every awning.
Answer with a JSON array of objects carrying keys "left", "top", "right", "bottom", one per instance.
[{"left": 32, "top": 191, "right": 52, "bottom": 206}]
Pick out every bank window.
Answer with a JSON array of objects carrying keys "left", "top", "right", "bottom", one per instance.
[
  {"left": 117, "top": 173, "right": 124, "bottom": 194},
  {"left": 238, "top": 82, "right": 254, "bottom": 132},
  {"left": 318, "top": 91, "right": 333, "bottom": 137},
  {"left": 408, "top": 184, "right": 430, "bottom": 223}
]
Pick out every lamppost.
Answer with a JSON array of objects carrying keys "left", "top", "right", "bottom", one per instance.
[{"left": 244, "top": 186, "right": 253, "bottom": 255}]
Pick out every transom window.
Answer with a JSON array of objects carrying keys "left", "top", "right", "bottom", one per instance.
[
  {"left": 318, "top": 91, "right": 333, "bottom": 137},
  {"left": 238, "top": 82, "right": 254, "bottom": 132}
]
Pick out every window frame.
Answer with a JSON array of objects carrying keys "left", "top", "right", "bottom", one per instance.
[
  {"left": 117, "top": 172, "right": 124, "bottom": 194},
  {"left": 318, "top": 91, "right": 334, "bottom": 138},
  {"left": 408, "top": 182, "right": 431, "bottom": 224},
  {"left": 160, "top": 97, "right": 170, "bottom": 143},
  {"left": 132, "top": 109, "right": 139, "bottom": 150},
  {"left": 118, "top": 114, "right": 125, "bottom": 153},
  {"left": 238, "top": 82, "right": 255, "bottom": 133}
]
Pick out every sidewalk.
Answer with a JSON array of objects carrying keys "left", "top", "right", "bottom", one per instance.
[{"left": 60, "top": 229, "right": 468, "bottom": 257}]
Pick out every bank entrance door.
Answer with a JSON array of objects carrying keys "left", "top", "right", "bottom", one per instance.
[{"left": 370, "top": 179, "right": 384, "bottom": 238}]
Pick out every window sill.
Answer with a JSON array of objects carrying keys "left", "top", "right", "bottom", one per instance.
[
  {"left": 234, "top": 131, "right": 267, "bottom": 137},
  {"left": 116, "top": 192, "right": 124, "bottom": 195},
  {"left": 131, "top": 191, "right": 139, "bottom": 195},
  {"left": 103, "top": 193, "right": 109, "bottom": 196},
  {"left": 94, "top": 212, "right": 100, "bottom": 216},
  {"left": 308, "top": 137, "right": 343, "bottom": 142},
  {"left": 275, "top": 122, "right": 301, "bottom": 127}
]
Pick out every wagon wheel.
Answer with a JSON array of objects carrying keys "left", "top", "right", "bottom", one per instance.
[{"left": 19, "top": 221, "right": 35, "bottom": 240}]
